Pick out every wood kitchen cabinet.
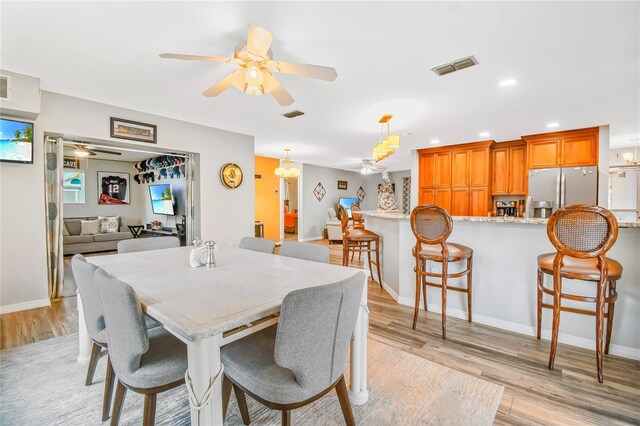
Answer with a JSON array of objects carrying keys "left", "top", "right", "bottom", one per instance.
[
  {"left": 418, "top": 141, "right": 492, "bottom": 216},
  {"left": 492, "top": 140, "right": 527, "bottom": 195},
  {"left": 524, "top": 127, "right": 598, "bottom": 169}
]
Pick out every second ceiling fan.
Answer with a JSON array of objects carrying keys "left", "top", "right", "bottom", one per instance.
[{"left": 160, "top": 25, "right": 337, "bottom": 106}]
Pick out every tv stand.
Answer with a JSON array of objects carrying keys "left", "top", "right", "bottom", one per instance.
[{"left": 142, "top": 229, "right": 177, "bottom": 238}]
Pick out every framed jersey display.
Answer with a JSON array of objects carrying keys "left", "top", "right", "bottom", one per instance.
[{"left": 98, "top": 172, "right": 130, "bottom": 205}]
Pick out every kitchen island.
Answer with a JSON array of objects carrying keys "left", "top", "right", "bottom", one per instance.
[{"left": 360, "top": 210, "right": 640, "bottom": 359}]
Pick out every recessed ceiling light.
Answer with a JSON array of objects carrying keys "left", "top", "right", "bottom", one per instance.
[
  {"left": 546, "top": 122, "right": 559, "bottom": 128},
  {"left": 430, "top": 139, "right": 440, "bottom": 144},
  {"left": 479, "top": 132, "right": 490, "bottom": 138},
  {"left": 499, "top": 79, "right": 517, "bottom": 87}
]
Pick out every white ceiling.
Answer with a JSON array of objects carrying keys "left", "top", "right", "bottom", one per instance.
[{"left": 2, "top": 2, "right": 639, "bottom": 171}]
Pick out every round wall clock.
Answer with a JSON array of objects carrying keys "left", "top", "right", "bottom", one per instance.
[{"left": 220, "top": 163, "right": 243, "bottom": 189}]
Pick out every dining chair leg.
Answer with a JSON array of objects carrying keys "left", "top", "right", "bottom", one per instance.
[
  {"left": 548, "top": 272, "right": 563, "bottom": 370},
  {"left": 441, "top": 259, "right": 448, "bottom": 339},
  {"left": 351, "top": 245, "right": 355, "bottom": 262},
  {"left": 85, "top": 341, "right": 101, "bottom": 386},
  {"left": 375, "top": 240, "right": 383, "bottom": 289},
  {"left": 536, "top": 269, "right": 543, "bottom": 340},
  {"left": 342, "top": 241, "right": 348, "bottom": 266},
  {"left": 102, "top": 355, "right": 115, "bottom": 421},
  {"left": 233, "top": 384, "right": 251, "bottom": 425},
  {"left": 595, "top": 278, "right": 607, "bottom": 383},
  {"left": 222, "top": 374, "right": 233, "bottom": 420},
  {"left": 605, "top": 281, "right": 616, "bottom": 355},
  {"left": 281, "top": 409, "right": 291, "bottom": 426},
  {"left": 110, "top": 380, "right": 127, "bottom": 426},
  {"left": 412, "top": 256, "right": 421, "bottom": 330},
  {"left": 335, "top": 375, "right": 356, "bottom": 426},
  {"left": 467, "top": 256, "right": 473, "bottom": 322},
  {"left": 143, "top": 393, "right": 157, "bottom": 426}
]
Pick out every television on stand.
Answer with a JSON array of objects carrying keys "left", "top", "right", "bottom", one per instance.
[
  {"left": 149, "top": 184, "right": 176, "bottom": 215},
  {"left": 339, "top": 197, "right": 360, "bottom": 218}
]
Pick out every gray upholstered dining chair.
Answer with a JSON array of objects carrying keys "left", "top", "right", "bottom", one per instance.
[
  {"left": 221, "top": 272, "right": 365, "bottom": 426},
  {"left": 94, "top": 269, "right": 188, "bottom": 426},
  {"left": 117, "top": 236, "right": 180, "bottom": 254},
  {"left": 279, "top": 241, "right": 330, "bottom": 263},
  {"left": 71, "top": 254, "right": 160, "bottom": 422},
  {"left": 239, "top": 236, "right": 276, "bottom": 254}
]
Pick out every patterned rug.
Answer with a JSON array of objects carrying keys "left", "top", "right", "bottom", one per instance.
[{"left": 0, "top": 334, "right": 503, "bottom": 425}]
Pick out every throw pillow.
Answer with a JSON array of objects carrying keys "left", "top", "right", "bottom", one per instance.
[
  {"left": 63, "top": 223, "right": 70, "bottom": 236},
  {"left": 99, "top": 216, "right": 120, "bottom": 234},
  {"left": 80, "top": 219, "right": 100, "bottom": 235}
]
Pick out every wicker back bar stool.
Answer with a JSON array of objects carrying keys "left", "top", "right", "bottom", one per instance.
[
  {"left": 350, "top": 204, "right": 365, "bottom": 230},
  {"left": 338, "top": 205, "right": 383, "bottom": 287},
  {"left": 537, "top": 204, "right": 622, "bottom": 383},
  {"left": 410, "top": 205, "right": 473, "bottom": 338}
]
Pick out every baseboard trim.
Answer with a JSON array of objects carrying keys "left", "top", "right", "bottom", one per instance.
[
  {"left": 299, "top": 236, "right": 324, "bottom": 242},
  {"left": 395, "top": 298, "right": 640, "bottom": 361},
  {"left": 380, "top": 280, "right": 400, "bottom": 302},
  {"left": 0, "top": 298, "right": 51, "bottom": 314}
]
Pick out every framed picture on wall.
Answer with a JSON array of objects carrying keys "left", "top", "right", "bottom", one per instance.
[
  {"left": 337, "top": 180, "right": 348, "bottom": 190},
  {"left": 98, "top": 172, "right": 130, "bottom": 205},
  {"left": 110, "top": 117, "right": 157, "bottom": 143}
]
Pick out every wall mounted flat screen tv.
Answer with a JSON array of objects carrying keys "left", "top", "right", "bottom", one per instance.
[
  {"left": 339, "top": 197, "right": 360, "bottom": 218},
  {"left": 149, "top": 184, "right": 176, "bottom": 215},
  {"left": 0, "top": 118, "right": 34, "bottom": 164}
]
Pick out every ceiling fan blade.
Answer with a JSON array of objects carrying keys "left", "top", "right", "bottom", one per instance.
[
  {"left": 266, "top": 60, "right": 337, "bottom": 81},
  {"left": 159, "top": 53, "right": 234, "bottom": 63},
  {"left": 246, "top": 26, "right": 273, "bottom": 57},
  {"left": 262, "top": 73, "right": 294, "bottom": 106},
  {"left": 92, "top": 149, "right": 122, "bottom": 156},
  {"left": 202, "top": 70, "right": 245, "bottom": 97}
]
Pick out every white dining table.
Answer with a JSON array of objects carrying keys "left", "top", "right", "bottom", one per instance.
[{"left": 81, "top": 245, "right": 369, "bottom": 425}]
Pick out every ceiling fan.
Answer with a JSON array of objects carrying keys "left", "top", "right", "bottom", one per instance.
[
  {"left": 349, "top": 159, "right": 386, "bottom": 175},
  {"left": 159, "top": 25, "right": 337, "bottom": 106},
  {"left": 66, "top": 143, "right": 122, "bottom": 157}
]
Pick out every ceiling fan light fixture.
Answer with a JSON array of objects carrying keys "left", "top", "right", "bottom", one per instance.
[{"left": 74, "top": 147, "right": 90, "bottom": 157}]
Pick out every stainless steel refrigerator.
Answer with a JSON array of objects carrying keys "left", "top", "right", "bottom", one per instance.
[{"left": 528, "top": 166, "right": 598, "bottom": 213}]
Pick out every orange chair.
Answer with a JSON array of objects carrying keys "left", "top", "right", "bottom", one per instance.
[{"left": 537, "top": 204, "right": 622, "bottom": 383}]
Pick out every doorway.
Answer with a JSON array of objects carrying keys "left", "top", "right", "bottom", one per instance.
[
  {"left": 44, "top": 135, "right": 198, "bottom": 299},
  {"left": 283, "top": 177, "right": 299, "bottom": 240}
]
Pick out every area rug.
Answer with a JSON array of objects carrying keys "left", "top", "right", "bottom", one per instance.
[{"left": 0, "top": 334, "right": 503, "bottom": 425}]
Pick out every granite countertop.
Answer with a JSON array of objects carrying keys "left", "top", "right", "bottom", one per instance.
[{"left": 359, "top": 210, "right": 640, "bottom": 228}]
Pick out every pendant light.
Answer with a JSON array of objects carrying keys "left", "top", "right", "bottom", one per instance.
[
  {"left": 275, "top": 148, "right": 300, "bottom": 178},
  {"left": 372, "top": 114, "right": 400, "bottom": 163}
]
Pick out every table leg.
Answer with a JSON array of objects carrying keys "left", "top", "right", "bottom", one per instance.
[
  {"left": 349, "top": 273, "right": 369, "bottom": 405},
  {"left": 186, "top": 334, "right": 224, "bottom": 426},
  {"left": 77, "top": 292, "right": 93, "bottom": 363}
]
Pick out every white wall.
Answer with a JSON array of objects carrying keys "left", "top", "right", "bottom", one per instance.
[
  {"left": 389, "top": 170, "right": 411, "bottom": 213},
  {"left": 598, "top": 125, "right": 610, "bottom": 207},
  {"left": 0, "top": 69, "right": 40, "bottom": 120},
  {"left": 299, "top": 163, "right": 380, "bottom": 240},
  {"left": 0, "top": 89, "right": 254, "bottom": 311}
]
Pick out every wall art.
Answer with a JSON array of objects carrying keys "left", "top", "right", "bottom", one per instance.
[
  {"left": 314, "top": 182, "right": 326, "bottom": 202},
  {"left": 98, "top": 172, "right": 130, "bottom": 205},
  {"left": 110, "top": 117, "right": 157, "bottom": 143}
]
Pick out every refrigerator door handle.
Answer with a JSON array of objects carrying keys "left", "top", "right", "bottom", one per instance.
[
  {"left": 556, "top": 173, "right": 561, "bottom": 209},
  {"left": 560, "top": 173, "right": 566, "bottom": 207}
]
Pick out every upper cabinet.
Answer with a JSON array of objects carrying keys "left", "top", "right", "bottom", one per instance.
[
  {"left": 418, "top": 141, "right": 493, "bottom": 216},
  {"left": 523, "top": 127, "right": 598, "bottom": 169},
  {"left": 492, "top": 140, "right": 527, "bottom": 195}
]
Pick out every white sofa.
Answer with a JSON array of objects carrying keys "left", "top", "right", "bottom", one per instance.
[{"left": 326, "top": 208, "right": 343, "bottom": 243}]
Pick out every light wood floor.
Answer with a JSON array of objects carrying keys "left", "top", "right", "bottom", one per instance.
[{"left": 1, "top": 240, "right": 639, "bottom": 424}]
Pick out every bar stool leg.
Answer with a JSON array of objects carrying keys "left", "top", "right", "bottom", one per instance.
[
  {"left": 422, "top": 260, "right": 427, "bottom": 312},
  {"left": 412, "top": 255, "right": 421, "bottom": 330},
  {"left": 374, "top": 239, "right": 383, "bottom": 289},
  {"left": 536, "top": 269, "right": 543, "bottom": 340},
  {"left": 595, "top": 277, "right": 607, "bottom": 383},
  {"left": 548, "top": 271, "right": 563, "bottom": 370},
  {"left": 441, "top": 258, "right": 448, "bottom": 339},
  {"left": 342, "top": 240, "right": 348, "bottom": 267},
  {"left": 467, "top": 256, "right": 473, "bottom": 322},
  {"left": 605, "top": 281, "right": 616, "bottom": 355},
  {"left": 366, "top": 242, "right": 374, "bottom": 281}
]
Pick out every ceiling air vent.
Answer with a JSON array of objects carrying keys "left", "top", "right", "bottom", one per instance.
[
  {"left": 431, "top": 56, "right": 479, "bottom": 76},
  {"left": 0, "top": 75, "right": 11, "bottom": 101},
  {"left": 281, "top": 110, "right": 305, "bottom": 119}
]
